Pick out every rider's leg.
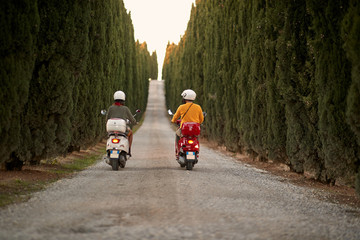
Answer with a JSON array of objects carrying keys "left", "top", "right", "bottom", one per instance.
[
  {"left": 175, "top": 128, "right": 181, "bottom": 159},
  {"left": 128, "top": 130, "right": 133, "bottom": 156},
  {"left": 176, "top": 128, "right": 181, "bottom": 143}
]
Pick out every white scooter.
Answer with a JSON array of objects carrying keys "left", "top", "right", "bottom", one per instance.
[{"left": 101, "top": 109, "right": 140, "bottom": 170}]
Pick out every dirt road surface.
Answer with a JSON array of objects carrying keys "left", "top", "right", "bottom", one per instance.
[{"left": 0, "top": 81, "right": 359, "bottom": 240}]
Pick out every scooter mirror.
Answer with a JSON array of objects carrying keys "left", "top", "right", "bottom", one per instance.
[
  {"left": 136, "top": 109, "right": 141, "bottom": 113},
  {"left": 168, "top": 109, "right": 173, "bottom": 116},
  {"left": 203, "top": 112, "right": 207, "bottom": 117},
  {"left": 101, "top": 110, "right": 107, "bottom": 115}
]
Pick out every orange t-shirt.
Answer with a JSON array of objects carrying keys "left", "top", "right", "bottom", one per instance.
[{"left": 171, "top": 102, "right": 204, "bottom": 128}]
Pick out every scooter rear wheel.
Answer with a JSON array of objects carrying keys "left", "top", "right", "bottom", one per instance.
[
  {"left": 111, "top": 159, "right": 119, "bottom": 171},
  {"left": 186, "top": 161, "right": 193, "bottom": 170}
]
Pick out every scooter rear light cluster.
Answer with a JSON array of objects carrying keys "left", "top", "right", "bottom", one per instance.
[
  {"left": 112, "top": 138, "right": 120, "bottom": 144},
  {"left": 188, "top": 139, "right": 194, "bottom": 144}
]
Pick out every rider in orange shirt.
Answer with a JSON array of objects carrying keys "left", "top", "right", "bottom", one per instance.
[{"left": 171, "top": 89, "right": 204, "bottom": 143}]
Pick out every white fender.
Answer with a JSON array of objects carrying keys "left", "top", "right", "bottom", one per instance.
[{"left": 106, "top": 135, "right": 129, "bottom": 153}]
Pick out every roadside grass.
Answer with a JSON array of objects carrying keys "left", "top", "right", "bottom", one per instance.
[
  {"left": 0, "top": 179, "right": 50, "bottom": 207},
  {"left": 0, "top": 149, "right": 105, "bottom": 208},
  {"left": 54, "top": 153, "right": 102, "bottom": 173}
]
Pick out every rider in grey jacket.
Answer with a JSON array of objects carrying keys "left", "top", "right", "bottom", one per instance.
[{"left": 106, "top": 90, "right": 137, "bottom": 156}]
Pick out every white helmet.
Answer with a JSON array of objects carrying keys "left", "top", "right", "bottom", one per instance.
[
  {"left": 114, "top": 90, "right": 125, "bottom": 101},
  {"left": 181, "top": 89, "right": 196, "bottom": 101}
]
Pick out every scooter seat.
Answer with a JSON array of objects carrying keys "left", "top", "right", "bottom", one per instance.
[{"left": 108, "top": 132, "right": 128, "bottom": 138}]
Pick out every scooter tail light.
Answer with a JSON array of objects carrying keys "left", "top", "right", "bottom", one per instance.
[
  {"left": 188, "top": 140, "right": 194, "bottom": 144},
  {"left": 112, "top": 138, "right": 120, "bottom": 144}
]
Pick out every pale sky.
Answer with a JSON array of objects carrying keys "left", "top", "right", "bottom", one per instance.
[{"left": 122, "top": 0, "right": 196, "bottom": 80}]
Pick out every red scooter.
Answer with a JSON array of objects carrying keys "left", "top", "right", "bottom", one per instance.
[{"left": 169, "top": 110, "right": 205, "bottom": 170}]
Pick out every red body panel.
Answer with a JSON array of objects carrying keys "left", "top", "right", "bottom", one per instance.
[
  {"left": 176, "top": 136, "right": 200, "bottom": 154},
  {"left": 175, "top": 122, "right": 201, "bottom": 158}
]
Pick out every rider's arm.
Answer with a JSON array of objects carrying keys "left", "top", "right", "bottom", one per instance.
[
  {"left": 171, "top": 106, "right": 181, "bottom": 123},
  {"left": 127, "top": 107, "right": 137, "bottom": 125},
  {"left": 106, "top": 106, "right": 112, "bottom": 120},
  {"left": 199, "top": 106, "right": 204, "bottom": 124}
]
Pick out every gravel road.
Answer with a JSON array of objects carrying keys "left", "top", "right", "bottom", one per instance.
[{"left": 0, "top": 80, "right": 359, "bottom": 240}]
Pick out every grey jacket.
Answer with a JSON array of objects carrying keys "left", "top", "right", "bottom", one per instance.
[{"left": 106, "top": 105, "right": 137, "bottom": 125}]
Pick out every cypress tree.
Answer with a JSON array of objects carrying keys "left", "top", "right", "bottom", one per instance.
[
  {"left": 307, "top": 0, "right": 358, "bottom": 183},
  {"left": 342, "top": 0, "right": 360, "bottom": 193},
  {"left": 236, "top": 0, "right": 252, "bottom": 153},
  {"left": 263, "top": 0, "right": 287, "bottom": 162},
  {"left": 219, "top": 0, "right": 240, "bottom": 152},
  {"left": 150, "top": 51, "right": 158, "bottom": 79},
  {"left": 25, "top": 0, "right": 93, "bottom": 161},
  {"left": 275, "top": 0, "right": 322, "bottom": 175},
  {"left": 0, "top": 0, "right": 39, "bottom": 169}
]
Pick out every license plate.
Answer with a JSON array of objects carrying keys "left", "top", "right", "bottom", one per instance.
[
  {"left": 110, "top": 150, "right": 119, "bottom": 158},
  {"left": 186, "top": 152, "right": 196, "bottom": 160}
]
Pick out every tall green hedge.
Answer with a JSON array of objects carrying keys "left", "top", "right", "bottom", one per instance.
[
  {"left": 163, "top": 0, "right": 360, "bottom": 194},
  {"left": 0, "top": 0, "right": 157, "bottom": 169},
  {"left": 0, "top": 0, "right": 40, "bottom": 168}
]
